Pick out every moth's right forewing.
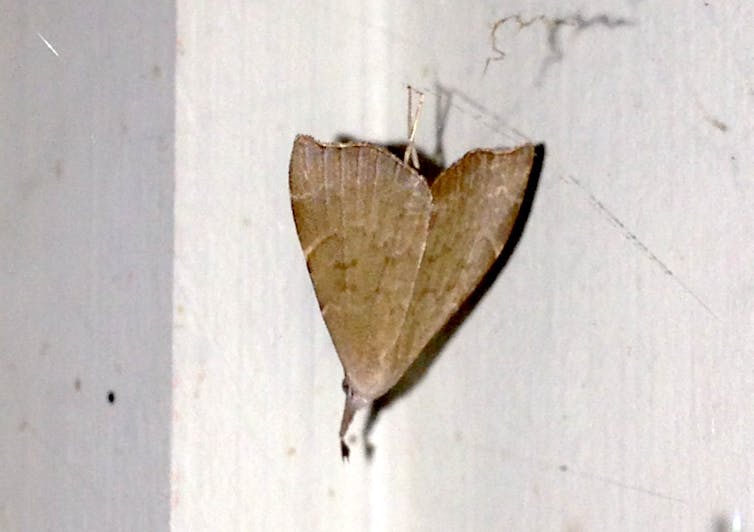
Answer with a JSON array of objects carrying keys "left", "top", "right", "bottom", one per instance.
[{"left": 289, "top": 135, "right": 432, "bottom": 399}]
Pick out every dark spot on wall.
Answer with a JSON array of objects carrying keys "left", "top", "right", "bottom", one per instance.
[
  {"left": 107, "top": 391, "right": 116, "bottom": 404},
  {"left": 705, "top": 115, "right": 728, "bottom": 132}
]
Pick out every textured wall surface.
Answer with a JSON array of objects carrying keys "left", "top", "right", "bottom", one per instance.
[
  {"left": 4, "top": 1, "right": 753, "bottom": 531},
  {"left": 1, "top": 2, "right": 174, "bottom": 531}
]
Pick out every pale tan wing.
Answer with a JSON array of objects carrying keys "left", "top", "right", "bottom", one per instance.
[
  {"left": 375, "top": 145, "right": 535, "bottom": 397},
  {"left": 289, "top": 135, "right": 432, "bottom": 399}
]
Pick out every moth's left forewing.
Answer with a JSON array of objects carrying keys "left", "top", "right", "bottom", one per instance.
[{"left": 378, "top": 145, "right": 535, "bottom": 395}]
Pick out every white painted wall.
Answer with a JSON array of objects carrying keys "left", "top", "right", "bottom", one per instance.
[
  {"left": 4, "top": 1, "right": 753, "bottom": 531},
  {"left": 0, "top": 2, "right": 173, "bottom": 531}
]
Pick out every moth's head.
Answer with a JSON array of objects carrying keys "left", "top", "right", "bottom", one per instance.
[
  {"left": 339, "top": 377, "right": 372, "bottom": 461},
  {"left": 342, "top": 377, "right": 371, "bottom": 410}
]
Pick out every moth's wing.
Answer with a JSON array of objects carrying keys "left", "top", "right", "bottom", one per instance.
[
  {"left": 379, "top": 145, "right": 535, "bottom": 396},
  {"left": 289, "top": 135, "right": 432, "bottom": 399}
]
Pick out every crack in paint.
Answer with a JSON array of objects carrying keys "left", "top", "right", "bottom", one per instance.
[
  {"left": 485, "top": 12, "right": 633, "bottom": 82},
  {"left": 562, "top": 175, "right": 718, "bottom": 320}
]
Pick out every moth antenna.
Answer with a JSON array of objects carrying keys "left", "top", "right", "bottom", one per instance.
[{"left": 404, "top": 85, "right": 424, "bottom": 169}]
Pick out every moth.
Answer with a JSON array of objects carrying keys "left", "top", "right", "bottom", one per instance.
[{"left": 289, "top": 134, "right": 534, "bottom": 458}]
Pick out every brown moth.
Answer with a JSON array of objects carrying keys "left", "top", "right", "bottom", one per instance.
[{"left": 289, "top": 134, "right": 534, "bottom": 458}]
